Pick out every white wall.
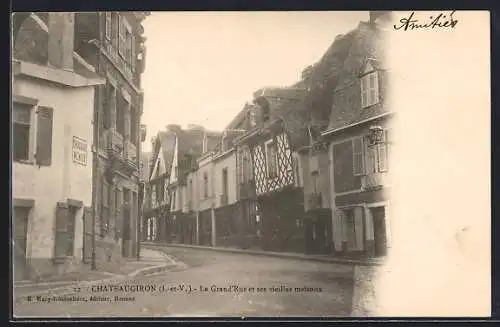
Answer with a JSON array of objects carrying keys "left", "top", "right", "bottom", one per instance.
[
  {"left": 213, "top": 150, "right": 237, "bottom": 207},
  {"left": 13, "top": 76, "right": 95, "bottom": 261}
]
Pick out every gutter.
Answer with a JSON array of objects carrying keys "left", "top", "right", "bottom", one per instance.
[{"left": 321, "top": 112, "right": 393, "bottom": 137}]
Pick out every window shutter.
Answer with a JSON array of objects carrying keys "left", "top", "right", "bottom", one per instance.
[
  {"left": 369, "top": 73, "right": 377, "bottom": 106},
  {"left": 378, "top": 144, "right": 388, "bottom": 172},
  {"left": 352, "top": 137, "right": 364, "bottom": 176},
  {"left": 360, "top": 77, "right": 367, "bottom": 108},
  {"left": 54, "top": 202, "right": 69, "bottom": 258},
  {"left": 366, "top": 144, "right": 376, "bottom": 174},
  {"left": 36, "top": 106, "right": 53, "bottom": 166}
]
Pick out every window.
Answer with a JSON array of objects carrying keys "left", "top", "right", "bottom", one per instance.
[
  {"left": 103, "top": 82, "right": 115, "bottom": 129},
  {"left": 366, "top": 130, "right": 389, "bottom": 173},
  {"left": 203, "top": 172, "right": 209, "bottom": 199},
  {"left": 151, "top": 183, "right": 156, "bottom": 207},
  {"left": 130, "top": 106, "right": 137, "bottom": 144},
  {"left": 352, "top": 137, "right": 365, "bottom": 176},
  {"left": 188, "top": 179, "right": 193, "bottom": 203},
  {"left": 13, "top": 102, "right": 31, "bottom": 162},
  {"left": 311, "top": 171, "right": 319, "bottom": 194},
  {"left": 361, "top": 71, "right": 379, "bottom": 108},
  {"left": 265, "top": 139, "right": 278, "bottom": 178},
  {"left": 118, "top": 16, "right": 126, "bottom": 58},
  {"left": 116, "top": 93, "right": 126, "bottom": 136},
  {"left": 101, "top": 181, "right": 110, "bottom": 237},
  {"left": 105, "top": 12, "right": 112, "bottom": 40}
]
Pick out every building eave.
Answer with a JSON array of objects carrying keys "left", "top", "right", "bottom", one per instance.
[
  {"left": 321, "top": 111, "right": 394, "bottom": 137},
  {"left": 13, "top": 59, "right": 106, "bottom": 87}
]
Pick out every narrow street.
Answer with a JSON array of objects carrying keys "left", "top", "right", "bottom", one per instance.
[{"left": 14, "top": 246, "right": 356, "bottom": 317}]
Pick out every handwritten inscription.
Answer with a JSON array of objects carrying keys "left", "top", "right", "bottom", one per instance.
[{"left": 394, "top": 11, "right": 458, "bottom": 31}]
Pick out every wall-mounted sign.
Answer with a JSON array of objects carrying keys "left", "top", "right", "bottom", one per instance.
[{"left": 72, "top": 136, "right": 88, "bottom": 166}]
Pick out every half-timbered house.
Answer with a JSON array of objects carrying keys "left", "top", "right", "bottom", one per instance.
[
  {"left": 235, "top": 87, "right": 309, "bottom": 252},
  {"left": 142, "top": 130, "right": 175, "bottom": 242}
]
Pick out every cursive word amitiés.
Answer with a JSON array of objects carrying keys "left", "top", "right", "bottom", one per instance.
[{"left": 394, "top": 11, "right": 458, "bottom": 31}]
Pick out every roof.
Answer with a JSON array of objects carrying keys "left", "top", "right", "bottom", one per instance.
[
  {"left": 326, "top": 21, "right": 389, "bottom": 132},
  {"left": 149, "top": 130, "right": 176, "bottom": 180}
]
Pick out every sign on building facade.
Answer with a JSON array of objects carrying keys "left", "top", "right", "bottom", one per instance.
[{"left": 72, "top": 136, "right": 88, "bottom": 166}]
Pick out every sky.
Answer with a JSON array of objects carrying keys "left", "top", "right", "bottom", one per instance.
[{"left": 140, "top": 11, "right": 368, "bottom": 151}]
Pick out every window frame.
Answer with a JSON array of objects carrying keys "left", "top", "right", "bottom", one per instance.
[
  {"left": 264, "top": 138, "right": 278, "bottom": 178},
  {"left": 360, "top": 71, "right": 379, "bottom": 108},
  {"left": 13, "top": 101, "right": 33, "bottom": 163}
]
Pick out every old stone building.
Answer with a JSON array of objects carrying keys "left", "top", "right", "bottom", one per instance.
[
  {"left": 12, "top": 13, "right": 105, "bottom": 280},
  {"left": 73, "top": 12, "right": 149, "bottom": 265}
]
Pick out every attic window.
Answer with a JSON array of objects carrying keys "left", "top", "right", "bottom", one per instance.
[
  {"left": 255, "top": 97, "right": 270, "bottom": 122},
  {"left": 361, "top": 70, "right": 379, "bottom": 108}
]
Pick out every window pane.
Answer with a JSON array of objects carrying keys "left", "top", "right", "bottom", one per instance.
[
  {"left": 13, "top": 123, "right": 30, "bottom": 161},
  {"left": 13, "top": 103, "right": 31, "bottom": 123}
]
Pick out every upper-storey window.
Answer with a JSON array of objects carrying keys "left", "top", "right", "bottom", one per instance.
[
  {"left": 361, "top": 62, "right": 379, "bottom": 108},
  {"left": 13, "top": 102, "right": 32, "bottom": 162},
  {"left": 265, "top": 139, "right": 278, "bottom": 178},
  {"left": 118, "top": 15, "right": 134, "bottom": 69}
]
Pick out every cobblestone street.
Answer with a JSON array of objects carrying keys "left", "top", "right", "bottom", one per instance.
[{"left": 14, "top": 246, "right": 360, "bottom": 318}]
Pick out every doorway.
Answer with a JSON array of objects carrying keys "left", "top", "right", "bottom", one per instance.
[
  {"left": 13, "top": 206, "right": 30, "bottom": 281},
  {"left": 371, "top": 206, "right": 387, "bottom": 257}
]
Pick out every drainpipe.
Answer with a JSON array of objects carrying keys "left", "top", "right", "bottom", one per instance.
[
  {"left": 136, "top": 97, "right": 143, "bottom": 261},
  {"left": 89, "top": 13, "right": 103, "bottom": 271}
]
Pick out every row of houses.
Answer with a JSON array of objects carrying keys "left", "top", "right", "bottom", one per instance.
[
  {"left": 142, "top": 11, "right": 392, "bottom": 258},
  {"left": 12, "top": 12, "right": 149, "bottom": 281}
]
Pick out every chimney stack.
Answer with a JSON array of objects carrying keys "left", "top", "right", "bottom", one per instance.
[{"left": 48, "top": 13, "right": 75, "bottom": 70}]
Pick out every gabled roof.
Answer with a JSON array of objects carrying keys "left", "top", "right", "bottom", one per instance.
[{"left": 150, "top": 130, "right": 176, "bottom": 181}]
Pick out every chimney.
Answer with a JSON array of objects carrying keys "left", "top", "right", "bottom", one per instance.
[
  {"left": 369, "top": 11, "right": 391, "bottom": 24},
  {"left": 48, "top": 13, "right": 75, "bottom": 70}
]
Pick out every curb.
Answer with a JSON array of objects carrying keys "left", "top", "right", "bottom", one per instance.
[
  {"left": 14, "top": 260, "right": 182, "bottom": 303},
  {"left": 142, "top": 242, "right": 383, "bottom": 267}
]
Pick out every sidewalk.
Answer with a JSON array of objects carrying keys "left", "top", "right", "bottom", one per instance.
[
  {"left": 142, "top": 241, "right": 384, "bottom": 267},
  {"left": 13, "top": 248, "right": 179, "bottom": 300}
]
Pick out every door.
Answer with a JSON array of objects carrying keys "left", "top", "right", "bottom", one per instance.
[
  {"left": 122, "top": 205, "right": 131, "bottom": 257},
  {"left": 82, "top": 207, "right": 93, "bottom": 264},
  {"left": 371, "top": 206, "right": 387, "bottom": 257},
  {"left": 13, "top": 207, "right": 30, "bottom": 281}
]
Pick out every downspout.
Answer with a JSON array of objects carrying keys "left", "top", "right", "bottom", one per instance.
[
  {"left": 90, "top": 13, "right": 103, "bottom": 271},
  {"left": 136, "top": 93, "right": 142, "bottom": 260}
]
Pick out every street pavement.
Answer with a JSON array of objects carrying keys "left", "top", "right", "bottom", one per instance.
[{"left": 13, "top": 246, "right": 375, "bottom": 318}]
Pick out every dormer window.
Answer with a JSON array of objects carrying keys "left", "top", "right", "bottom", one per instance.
[
  {"left": 254, "top": 97, "right": 270, "bottom": 122},
  {"left": 360, "top": 63, "right": 379, "bottom": 108}
]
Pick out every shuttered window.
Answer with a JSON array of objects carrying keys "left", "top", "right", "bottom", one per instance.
[
  {"left": 36, "top": 106, "right": 53, "bottom": 166},
  {"left": 361, "top": 71, "right": 379, "bottom": 108},
  {"left": 352, "top": 137, "right": 364, "bottom": 176},
  {"left": 13, "top": 102, "right": 32, "bottom": 162}
]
